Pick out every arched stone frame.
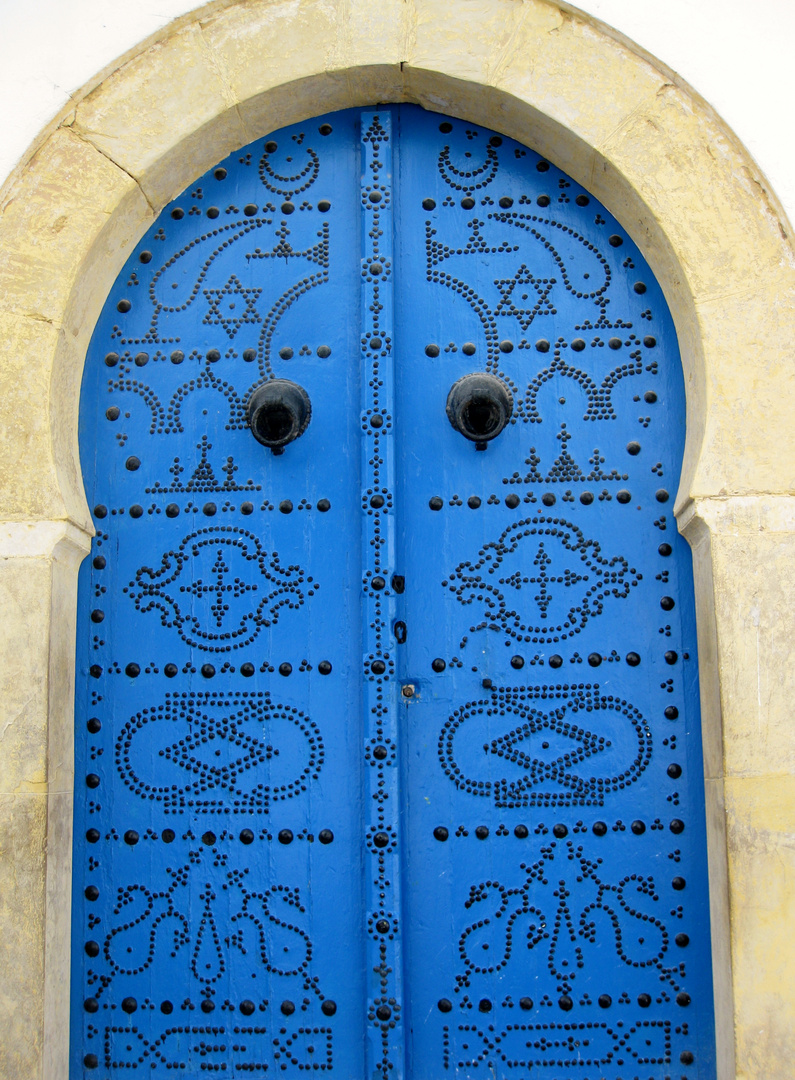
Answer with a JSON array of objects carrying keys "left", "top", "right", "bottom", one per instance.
[{"left": 0, "top": 1, "right": 793, "bottom": 1077}]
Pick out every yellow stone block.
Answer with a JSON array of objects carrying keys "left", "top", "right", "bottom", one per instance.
[
  {"left": 691, "top": 288, "right": 795, "bottom": 498},
  {"left": 201, "top": 0, "right": 409, "bottom": 141},
  {"left": 0, "top": 128, "right": 142, "bottom": 329},
  {"left": 697, "top": 498, "right": 795, "bottom": 779},
  {"left": 410, "top": 0, "right": 533, "bottom": 89},
  {"left": 600, "top": 81, "right": 793, "bottom": 305},
  {"left": 49, "top": 328, "right": 95, "bottom": 534},
  {"left": 0, "top": 559, "right": 54, "bottom": 794},
  {"left": 43, "top": 790, "right": 74, "bottom": 1080},
  {"left": 490, "top": 6, "right": 668, "bottom": 156},
  {"left": 724, "top": 775, "right": 795, "bottom": 1078},
  {"left": 0, "top": 314, "right": 67, "bottom": 522},
  {"left": 0, "top": 793, "right": 48, "bottom": 1080},
  {"left": 72, "top": 22, "right": 248, "bottom": 210}
]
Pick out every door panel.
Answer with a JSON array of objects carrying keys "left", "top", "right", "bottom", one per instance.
[
  {"left": 72, "top": 105, "right": 716, "bottom": 1078},
  {"left": 393, "top": 108, "right": 715, "bottom": 1077},
  {"left": 72, "top": 110, "right": 368, "bottom": 1076}
]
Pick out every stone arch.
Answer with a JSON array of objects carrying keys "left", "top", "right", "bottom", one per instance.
[{"left": 0, "top": 2, "right": 793, "bottom": 1078}]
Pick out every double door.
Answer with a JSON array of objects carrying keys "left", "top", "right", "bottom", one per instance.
[{"left": 72, "top": 105, "right": 715, "bottom": 1077}]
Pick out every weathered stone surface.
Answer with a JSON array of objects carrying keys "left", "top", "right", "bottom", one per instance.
[
  {"left": 0, "top": 315, "right": 65, "bottom": 523},
  {"left": 0, "top": 128, "right": 142, "bottom": 327},
  {"left": 0, "top": 793, "right": 48, "bottom": 1080},
  {"left": 724, "top": 774, "right": 795, "bottom": 1079},
  {"left": 698, "top": 498, "right": 795, "bottom": 779},
  {"left": 72, "top": 21, "right": 247, "bottom": 211},
  {"left": 201, "top": 0, "right": 409, "bottom": 140},
  {"left": 692, "top": 289, "right": 795, "bottom": 498},
  {"left": 0, "top": 558, "right": 53, "bottom": 794},
  {"left": 601, "top": 82, "right": 792, "bottom": 305},
  {"left": 43, "top": 790, "right": 73, "bottom": 1080},
  {"left": 0, "top": 128, "right": 150, "bottom": 526}
]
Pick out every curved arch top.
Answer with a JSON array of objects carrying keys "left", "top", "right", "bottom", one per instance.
[
  {"left": 0, "top": 3, "right": 793, "bottom": 1079},
  {"left": 0, "top": 0, "right": 791, "bottom": 533},
  {"left": 70, "top": 103, "right": 717, "bottom": 1077}
]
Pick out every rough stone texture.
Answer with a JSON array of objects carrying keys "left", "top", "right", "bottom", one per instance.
[
  {"left": 701, "top": 774, "right": 733, "bottom": 1079},
  {"left": 0, "top": 127, "right": 143, "bottom": 330},
  {"left": 707, "top": 501, "right": 795, "bottom": 780},
  {"left": 200, "top": 0, "right": 410, "bottom": 139},
  {"left": 71, "top": 21, "right": 247, "bottom": 212},
  {"left": 0, "top": 130, "right": 151, "bottom": 529},
  {"left": 0, "top": 1, "right": 792, "bottom": 1077},
  {"left": 692, "top": 289, "right": 795, "bottom": 498},
  {"left": 599, "top": 81, "right": 795, "bottom": 495},
  {"left": 685, "top": 495, "right": 795, "bottom": 1080},
  {"left": 0, "top": 315, "right": 65, "bottom": 527},
  {"left": 0, "top": 793, "right": 48, "bottom": 1079},
  {"left": 43, "top": 790, "right": 74, "bottom": 1080},
  {"left": 724, "top": 774, "right": 795, "bottom": 1075},
  {"left": 0, "top": 531, "right": 83, "bottom": 1080},
  {"left": 601, "top": 83, "right": 791, "bottom": 304},
  {"left": 0, "top": 559, "right": 54, "bottom": 794}
]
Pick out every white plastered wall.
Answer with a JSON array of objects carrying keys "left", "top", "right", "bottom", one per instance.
[{"left": 1, "top": 0, "right": 794, "bottom": 227}]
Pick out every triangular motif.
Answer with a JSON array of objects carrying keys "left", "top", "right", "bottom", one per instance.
[
  {"left": 184, "top": 435, "right": 219, "bottom": 491},
  {"left": 546, "top": 424, "right": 584, "bottom": 483}
]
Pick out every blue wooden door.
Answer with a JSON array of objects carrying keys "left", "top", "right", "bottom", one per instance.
[{"left": 72, "top": 106, "right": 716, "bottom": 1078}]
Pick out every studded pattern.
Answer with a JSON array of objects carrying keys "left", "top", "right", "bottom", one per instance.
[
  {"left": 439, "top": 684, "right": 652, "bottom": 807},
  {"left": 358, "top": 111, "right": 405, "bottom": 1080},
  {"left": 73, "top": 106, "right": 715, "bottom": 1078},
  {"left": 73, "top": 111, "right": 360, "bottom": 1076},
  {"left": 445, "top": 516, "right": 640, "bottom": 644},
  {"left": 115, "top": 692, "right": 323, "bottom": 812},
  {"left": 127, "top": 527, "right": 315, "bottom": 651},
  {"left": 395, "top": 109, "right": 715, "bottom": 1078}
]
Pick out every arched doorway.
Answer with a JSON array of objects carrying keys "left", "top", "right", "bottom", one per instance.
[
  {"left": 6, "top": 4, "right": 795, "bottom": 1078},
  {"left": 71, "top": 104, "right": 716, "bottom": 1077}
]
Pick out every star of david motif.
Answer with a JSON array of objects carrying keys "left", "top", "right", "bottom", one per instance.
[
  {"left": 438, "top": 685, "right": 652, "bottom": 807},
  {"left": 493, "top": 263, "right": 557, "bottom": 330},
  {"left": 203, "top": 274, "right": 263, "bottom": 338},
  {"left": 446, "top": 515, "right": 640, "bottom": 644},
  {"left": 115, "top": 691, "right": 324, "bottom": 812},
  {"left": 128, "top": 527, "right": 316, "bottom": 651}
]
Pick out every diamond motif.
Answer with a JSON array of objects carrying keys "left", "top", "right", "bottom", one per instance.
[{"left": 438, "top": 685, "right": 652, "bottom": 807}]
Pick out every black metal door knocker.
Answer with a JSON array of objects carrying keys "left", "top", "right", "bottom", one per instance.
[
  {"left": 248, "top": 379, "right": 311, "bottom": 453},
  {"left": 446, "top": 372, "right": 513, "bottom": 449}
]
